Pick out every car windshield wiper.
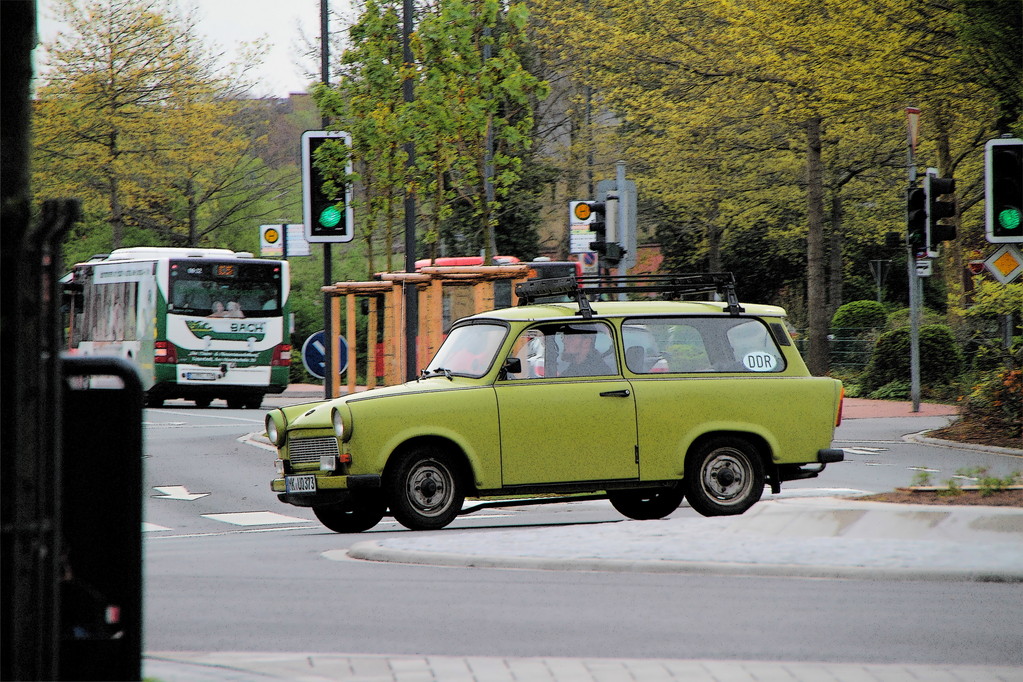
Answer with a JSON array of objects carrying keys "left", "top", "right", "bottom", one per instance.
[{"left": 420, "top": 367, "right": 453, "bottom": 381}]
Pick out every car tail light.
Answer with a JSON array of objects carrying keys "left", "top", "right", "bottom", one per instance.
[
  {"left": 272, "top": 343, "right": 292, "bottom": 367},
  {"left": 836, "top": 386, "right": 845, "bottom": 427},
  {"left": 154, "top": 341, "right": 177, "bottom": 364}
]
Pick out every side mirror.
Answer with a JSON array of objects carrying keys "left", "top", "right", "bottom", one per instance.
[{"left": 499, "top": 357, "right": 522, "bottom": 380}]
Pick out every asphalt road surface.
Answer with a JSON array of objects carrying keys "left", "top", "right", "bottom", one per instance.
[{"left": 140, "top": 401, "right": 1022, "bottom": 666}]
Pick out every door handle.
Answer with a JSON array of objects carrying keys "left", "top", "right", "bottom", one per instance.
[{"left": 599, "top": 389, "right": 631, "bottom": 398}]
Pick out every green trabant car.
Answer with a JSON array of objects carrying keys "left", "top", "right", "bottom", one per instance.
[{"left": 266, "top": 274, "right": 844, "bottom": 532}]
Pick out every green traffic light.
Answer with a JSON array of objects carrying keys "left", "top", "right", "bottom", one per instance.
[
  {"left": 998, "top": 206, "right": 1021, "bottom": 231},
  {"left": 318, "top": 206, "right": 342, "bottom": 228}
]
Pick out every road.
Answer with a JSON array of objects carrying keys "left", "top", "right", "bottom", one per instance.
[{"left": 141, "top": 399, "right": 1023, "bottom": 666}]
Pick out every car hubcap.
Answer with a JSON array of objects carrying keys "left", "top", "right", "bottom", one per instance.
[
  {"left": 702, "top": 449, "right": 751, "bottom": 504},
  {"left": 407, "top": 461, "right": 452, "bottom": 517}
]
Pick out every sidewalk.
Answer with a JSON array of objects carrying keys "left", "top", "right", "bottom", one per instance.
[{"left": 143, "top": 653, "right": 1023, "bottom": 682}]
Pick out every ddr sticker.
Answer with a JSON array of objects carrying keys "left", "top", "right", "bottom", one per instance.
[{"left": 743, "top": 352, "right": 777, "bottom": 372}]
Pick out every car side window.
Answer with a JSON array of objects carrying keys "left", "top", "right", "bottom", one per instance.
[
  {"left": 505, "top": 322, "right": 618, "bottom": 379},
  {"left": 624, "top": 317, "right": 785, "bottom": 374}
]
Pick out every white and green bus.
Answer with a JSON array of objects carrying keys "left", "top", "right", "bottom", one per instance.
[{"left": 66, "top": 247, "right": 291, "bottom": 408}]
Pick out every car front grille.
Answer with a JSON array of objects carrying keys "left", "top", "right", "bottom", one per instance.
[{"left": 288, "top": 436, "right": 339, "bottom": 466}]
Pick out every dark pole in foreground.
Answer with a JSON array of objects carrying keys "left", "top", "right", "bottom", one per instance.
[
  {"left": 321, "top": 0, "right": 333, "bottom": 398},
  {"left": 403, "top": 0, "right": 418, "bottom": 380}
]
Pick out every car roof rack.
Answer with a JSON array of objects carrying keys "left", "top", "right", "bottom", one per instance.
[{"left": 516, "top": 273, "right": 746, "bottom": 318}]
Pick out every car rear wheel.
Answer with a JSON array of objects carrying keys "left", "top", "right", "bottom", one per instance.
[
  {"left": 684, "top": 436, "right": 764, "bottom": 517},
  {"left": 388, "top": 447, "right": 464, "bottom": 531},
  {"left": 313, "top": 496, "right": 386, "bottom": 533},
  {"left": 608, "top": 484, "right": 685, "bottom": 520}
]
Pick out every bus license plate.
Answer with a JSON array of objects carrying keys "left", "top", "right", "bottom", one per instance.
[
  {"left": 185, "top": 371, "right": 216, "bottom": 381},
  {"left": 285, "top": 475, "right": 317, "bottom": 494}
]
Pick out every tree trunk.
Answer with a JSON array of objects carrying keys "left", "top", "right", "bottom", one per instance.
[
  {"left": 828, "top": 191, "right": 844, "bottom": 319},
  {"left": 805, "top": 117, "right": 829, "bottom": 376}
]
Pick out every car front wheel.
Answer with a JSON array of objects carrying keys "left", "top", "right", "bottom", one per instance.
[
  {"left": 388, "top": 447, "right": 464, "bottom": 531},
  {"left": 608, "top": 484, "right": 685, "bottom": 520},
  {"left": 684, "top": 436, "right": 764, "bottom": 517},
  {"left": 313, "top": 496, "right": 386, "bottom": 533}
]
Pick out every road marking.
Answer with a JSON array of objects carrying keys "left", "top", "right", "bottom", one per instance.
[
  {"left": 143, "top": 522, "right": 172, "bottom": 532},
  {"left": 844, "top": 447, "right": 889, "bottom": 455},
  {"left": 153, "top": 485, "right": 210, "bottom": 501},
  {"left": 202, "top": 511, "right": 313, "bottom": 526},
  {"left": 157, "top": 409, "right": 264, "bottom": 424}
]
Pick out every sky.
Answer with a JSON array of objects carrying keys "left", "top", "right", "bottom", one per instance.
[{"left": 35, "top": 0, "right": 350, "bottom": 98}]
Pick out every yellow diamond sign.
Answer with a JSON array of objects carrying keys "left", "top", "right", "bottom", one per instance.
[{"left": 983, "top": 245, "right": 1023, "bottom": 284}]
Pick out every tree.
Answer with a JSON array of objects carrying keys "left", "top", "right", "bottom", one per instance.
[
  {"left": 33, "top": 0, "right": 296, "bottom": 257},
  {"left": 321, "top": 0, "right": 547, "bottom": 270},
  {"left": 529, "top": 0, "right": 1010, "bottom": 374},
  {"left": 315, "top": 0, "right": 408, "bottom": 276},
  {"left": 411, "top": 0, "right": 548, "bottom": 262}
]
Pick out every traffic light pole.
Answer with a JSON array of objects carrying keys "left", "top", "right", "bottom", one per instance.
[{"left": 905, "top": 109, "right": 921, "bottom": 412}]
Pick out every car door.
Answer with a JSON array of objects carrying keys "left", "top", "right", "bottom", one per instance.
[{"left": 495, "top": 322, "right": 638, "bottom": 486}]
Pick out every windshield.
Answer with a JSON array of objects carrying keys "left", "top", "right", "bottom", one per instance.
[
  {"left": 425, "top": 323, "right": 508, "bottom": 378},
  {"left": 168, "top": 260, "right": 283, "bottom": 317}
]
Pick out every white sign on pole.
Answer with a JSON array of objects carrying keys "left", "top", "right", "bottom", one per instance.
[
  {"left": 261, "top": 224, "right": 311, "bottom": 258},
  {"left": 915, "top": 259, "right": 933, "bottom": 277}
]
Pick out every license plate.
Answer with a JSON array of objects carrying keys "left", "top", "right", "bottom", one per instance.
[
  {"left": 185, "top": 371, "right": 216, "bottom": 381},
  {"left": 285, "top": 475, "right": 317, "bottom": 494}
]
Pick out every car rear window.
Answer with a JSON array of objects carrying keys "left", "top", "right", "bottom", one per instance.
[{"left": 623, "top": 317, "right": 786, "bottom": 374}]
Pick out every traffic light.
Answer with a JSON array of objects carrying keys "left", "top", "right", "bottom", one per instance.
[
  {"left": 985, "top": 138, "right": 1023, "bottom": 243},
  {"left": 924, "top": 171, "right": 956, "bottom": 250},
  {"left": 301, "top": 130, "right": 353, "bottom": 243},
  {"left": 906, "top": 185, "right": 927, "bottom": 252},
  {"left": 576, "top": 201, "right": 606, "bottom": 238}
]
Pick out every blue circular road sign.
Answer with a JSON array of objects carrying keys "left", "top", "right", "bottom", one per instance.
[{"left": 301, "top": 330, "right": 349, "bottom": 380}]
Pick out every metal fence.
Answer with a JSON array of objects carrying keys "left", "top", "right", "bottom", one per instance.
[{"left": 795, "top": 328, "right": 879, "bottom": 370}]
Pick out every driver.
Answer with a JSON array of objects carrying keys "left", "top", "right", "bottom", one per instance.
[{"left": 560, "top": 328, "right": 612, "bottom": 376}]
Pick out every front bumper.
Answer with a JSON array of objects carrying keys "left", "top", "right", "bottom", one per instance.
[{"left": 271, "top": 473, "right": 382, "bottom": 507}]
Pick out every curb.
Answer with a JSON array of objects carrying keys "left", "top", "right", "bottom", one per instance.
[
  {"left": 341, "top": 540, "right": 1023, "bottom": 583},
  {"left": 905, "top": 430, "right": 1023, "bottom": 457}
]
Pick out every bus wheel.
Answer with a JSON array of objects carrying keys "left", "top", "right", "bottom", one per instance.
[
  {"left": 194, "top": 398, "right": 212, "bottom": 408},
  {"left": 244, "top": 395, "right": 263, "bottom": 409}
]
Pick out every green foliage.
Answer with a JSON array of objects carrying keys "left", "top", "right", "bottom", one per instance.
[
  {"left": 861, "top": 324, "right": 964, "bottom": 393},
  {"left": 35, "top": 0, "right": 296, "bottom": 254},
  {"left": 831, "top": 300, "right": 887, "bottom": 331},
  {"left": 909, "top": 469, "right": 933, "bottom": 487},
  {"left": 956, "top": 467, "right": 1023, "bottom": 497},
  {"left": 885, "top": 307, "right": 945, "bottom": 331},
  {"left": 867, "top": 379, "right": 910, "bottom": 401}
]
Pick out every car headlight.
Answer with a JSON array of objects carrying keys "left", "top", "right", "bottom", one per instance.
[
  {"left": 331, "top": 407, "right": 344, "bottom": 440},
  {"left": 265, "top": 410, "right": 286, "bottom": 447}
]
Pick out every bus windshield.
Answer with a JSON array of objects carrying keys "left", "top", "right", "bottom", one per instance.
[{"left": 168, "top": 260, "right": 283, "bottom": 318}]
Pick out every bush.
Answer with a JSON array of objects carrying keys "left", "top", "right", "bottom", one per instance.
[
  {"left": 830, "top": 300, "right": 887, "bottom": 331},
  {"left": 885, "top": 307, "right": 944, "bottom": 330},
  {"left": 861, "top": 324, "right": 963, "bottom": 393},
  {"left": 960, "top": 368, "right": 1023, "bottom": 438}
]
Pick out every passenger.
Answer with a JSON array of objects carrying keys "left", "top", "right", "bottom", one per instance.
[
  {"left": 208, "top": 301, "right": 228, "bottom": 317},
  {"left": 224, "top": 301, "right": 245, "bottom": 318}
]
